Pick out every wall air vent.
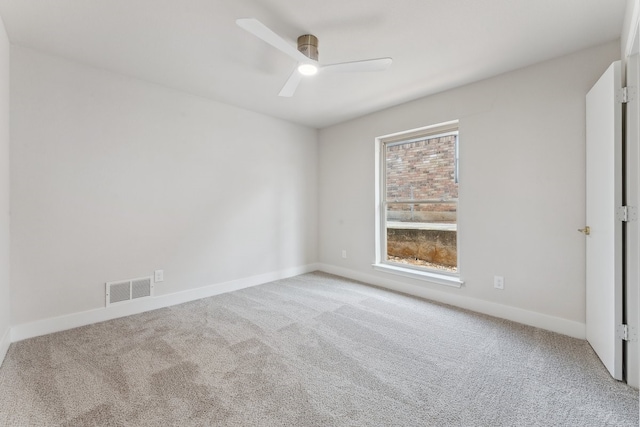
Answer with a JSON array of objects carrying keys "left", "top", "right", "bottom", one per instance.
[{"left": 106, "top": 276, "right": 154, "bottom": 307}]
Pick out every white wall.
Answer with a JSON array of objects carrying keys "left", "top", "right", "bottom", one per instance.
[
  {"left": 0, "top": 15, "right": 10, "bottom": 364},
  {"left": 318, "top": 42, "right": 620, "bottom": 338},
  {"left": 10, "top": 46, "right": 317, "bottom": 328},
  {"left": 623, "top": 0, "right": 639, "bottom": 58}
]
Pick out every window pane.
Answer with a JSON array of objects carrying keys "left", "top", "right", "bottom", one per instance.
[
  {"left": 379, "top": 124, "right": 459, "bottom": 276},
  {"left": 386, "top": 202, "right": 457, "bottom": 272},
  {"left": 385, "top": 134, "right": 458, "bottom": 201}
]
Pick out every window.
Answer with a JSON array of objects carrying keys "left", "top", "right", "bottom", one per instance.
[{"left": 374, "top": 121, "right": 462, "bottom": 287}]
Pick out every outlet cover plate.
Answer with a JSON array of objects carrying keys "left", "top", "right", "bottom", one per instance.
[{"left": 154, "top": 270, "right": 164, "bottom": 282}]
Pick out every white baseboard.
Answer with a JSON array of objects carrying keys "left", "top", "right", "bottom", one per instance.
[
  {"left": 10, "top": 262, "right": 585, "bottom": 343},
  {"left": 0, "top": 327, "right": 10, "bottom": 367},
  {"left": 317, "top": 263, "right": 586, "bottom": 339},
  {"left": 11, "top": 263, "right": 321, "bottom": 343}
]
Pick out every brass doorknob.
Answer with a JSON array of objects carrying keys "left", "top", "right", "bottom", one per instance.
[{"left": 578, "top": 226, "right": 591, "bottom": 235}]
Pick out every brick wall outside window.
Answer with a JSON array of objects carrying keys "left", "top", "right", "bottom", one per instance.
[{"left": 385, "top": 135, "right": 457, "bottom": 216}]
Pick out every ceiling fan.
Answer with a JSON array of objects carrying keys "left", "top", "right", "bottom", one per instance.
[{"left": 236, "top": 18, "right": 393, "bottom": 97}]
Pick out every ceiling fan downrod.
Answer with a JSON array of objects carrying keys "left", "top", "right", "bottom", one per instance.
[{"left": 297, "top": 34, "right": 318, "bottom": 61}]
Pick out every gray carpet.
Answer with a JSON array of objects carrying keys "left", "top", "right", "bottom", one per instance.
[{"left": 0, "top": 272, "right": 637, "bottom": 426}]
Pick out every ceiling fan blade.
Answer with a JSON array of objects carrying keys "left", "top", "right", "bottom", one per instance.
[
  {"left": 322, "top": 57, "right": 393, "bottom": 73},
  {"left": 278, "top": 68, "right": 303, "bottom": 97},
  {"left": 236, "top": 18, "right": 310, "bottom": 63}
]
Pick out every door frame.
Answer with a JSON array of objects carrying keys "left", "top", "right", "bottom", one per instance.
[{"left": 626, "top": 34, "right": 640, "bottom": 390}]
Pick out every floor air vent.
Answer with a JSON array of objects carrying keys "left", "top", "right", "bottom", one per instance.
[{"left": 106, "top": 276, "right": 154, "bottom": 307}]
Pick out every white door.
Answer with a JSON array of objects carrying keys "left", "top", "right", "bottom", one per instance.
[{"left": 585, "top": 61, "right": 623, "bottom": 381}]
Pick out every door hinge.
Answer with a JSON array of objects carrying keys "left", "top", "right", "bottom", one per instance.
[
  {"left": 617, "top": 206, "right": 638, "bottom": 222},
  {"left": 618, "top": 86, "right": 637, "bottom": 103},
  {"left": 617, "top": 324, "right": 629, "bottom": 341},
  {"left": 617, "top": 324, "right": 637, "bottom": 342}
]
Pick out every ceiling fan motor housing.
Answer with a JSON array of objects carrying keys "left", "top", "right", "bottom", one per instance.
[{"left": 297, "top": 34, "right": 318, "bottom": 61}]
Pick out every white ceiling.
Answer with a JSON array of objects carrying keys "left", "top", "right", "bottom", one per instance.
[{"left": 0, "top": 0, "right": 628, "bottom": 128}]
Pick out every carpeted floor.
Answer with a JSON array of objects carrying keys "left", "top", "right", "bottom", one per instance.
[{"left": 0, "top": 272, "right": 637, "bottom": 426}]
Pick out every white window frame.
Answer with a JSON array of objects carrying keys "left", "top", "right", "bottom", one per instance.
[{"left": 373, "top": 120, "right": 463, "bottom": 288}]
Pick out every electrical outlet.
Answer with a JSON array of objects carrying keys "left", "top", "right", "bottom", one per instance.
[
  {"left": 494, "top": 276, "right": 504, "bottom": 290},
  {"left": 154, "top": 270, "right": 164, "bottom": 282},
  {"left": 341, "top": 249, "right": 347, "bottom": 259}
]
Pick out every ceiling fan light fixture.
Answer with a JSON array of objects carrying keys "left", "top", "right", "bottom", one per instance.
[{"left": 298, "top": 63, "right": 318, "bottom": 76}]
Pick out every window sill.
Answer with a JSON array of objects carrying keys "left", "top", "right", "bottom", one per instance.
[{"left": 372, "top": 263, "right": 463, "bottom": 288}]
